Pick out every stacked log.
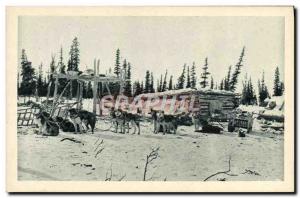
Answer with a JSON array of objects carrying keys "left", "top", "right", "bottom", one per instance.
[{"left": 137, "top": 88, "right": 239, "bottom": 116}]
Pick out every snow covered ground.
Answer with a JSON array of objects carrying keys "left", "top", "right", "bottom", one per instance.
[{"left": 17, "top": 118, "right": 283, "bottom": 181}]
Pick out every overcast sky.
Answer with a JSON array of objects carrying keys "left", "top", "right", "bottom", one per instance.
[{"left": 18, "top": 16, "right": 284, "bottom": 93}]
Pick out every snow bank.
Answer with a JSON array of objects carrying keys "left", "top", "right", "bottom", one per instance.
[
  {"left": 237, "top": 105, "right": 265, "bottom": 114},
  {"left": 264, "top": 96, "right": 284, "bottom": 111},
  {"left": 262, "top": 109, "right": 284, "bottom": 117},
  {"left": 238, "top": 95, "right": 284, "bottom": 120}
]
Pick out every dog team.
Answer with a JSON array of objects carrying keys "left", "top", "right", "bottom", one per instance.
[
  {"left": 33, "top": 104, "right": 218, "bottom": 136},
  {"left": 34, "top": 108, "right": 96, "bottom": 136}
]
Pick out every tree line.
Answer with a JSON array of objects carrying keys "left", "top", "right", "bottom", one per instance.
[
  {"left": 18, "top": 38, "right": 284, "bottom": 106},
  {"left": 19, "top": 37, "right": 95, "bottom": 100}
]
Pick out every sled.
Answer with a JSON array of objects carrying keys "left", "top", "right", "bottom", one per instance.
[{"left": 228, "top": 115, "right": 253, "bottom": 133}]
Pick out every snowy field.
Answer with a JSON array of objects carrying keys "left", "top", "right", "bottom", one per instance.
[{"left": 17, "top": 118, "right": 284, "bottom": 181}]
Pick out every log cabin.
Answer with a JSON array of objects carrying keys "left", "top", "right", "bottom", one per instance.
[{"left": 137, "top": 88, "right": 240, "bottom": 118}]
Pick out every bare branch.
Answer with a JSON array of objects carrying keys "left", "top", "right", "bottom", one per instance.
[
  {"left": 60, "top": 137, "right": 82, "bottom": 144},
  {"left": 204, "top": 156, "right": 237, "bottom": 181},
  {"left": 143, "top": 147, "right": 160, "bottom": 181}
]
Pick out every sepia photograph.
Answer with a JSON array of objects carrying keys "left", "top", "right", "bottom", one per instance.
[{"left": 6, "top": 6, "right": 294, "bottom": 192}]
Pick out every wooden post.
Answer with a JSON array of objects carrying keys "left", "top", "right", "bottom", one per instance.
[
  {"left": 52, "top": 81, "right": 71, "bottom": 112},
  {"left": 50, "top": 76, "right": 59, "bottom": 116},
  {"left": 105, "top": 82, "right": 111, "bottom": 96},
  {"left": 46, "top": 81, "right": 52, "bottom": 103},
  {"left": 77, "top": 81, "right": 83, "bottom": 110},
  {"left": 97, "top": 59, "right": 100, "bottom": 115},
  {"left": 93, "top": 64, "right": 98, "bottom": 114},
  {"left": 79, "top": 82, "right": 83, "bottom": 109},
  {"left": 97, "top": 59, "right": 100, "bottom": 75},
  {"left": 76, "top": 80, "right": 80, "bottom": 109},
  {"left": 53, "top": 76, "right": 59, "bottom": 102}
]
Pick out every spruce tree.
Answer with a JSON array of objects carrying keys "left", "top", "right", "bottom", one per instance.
[
  {"left": 114, "top": 49, "right": 121, "bottom": 77},
  {"left": 224, "top": 65, "right": 232, "bottom": 90},
  {"left": 50, "top": 56, "right": 56, "bottom": 76},
  {"left": 247, "top": 78, "right": 257, "bottom": 105},
  {"left": 280, "top": 82, "right": 284, "bottom": 94},
  {"left": 150, "top": 72, "right": 155, "bottom": 93},
  {"left": 190, "top": 62, "right": 196, "bottom": 89},
  {"left": 200, "top": 57, "right": 210, "bottom": 88},
  {"left": 133, "top": 81, "right": 142, "bottom": 96},
  {"left": 210, "top": 77, "right": 214, "bottom": 89},
  {"left": 21, "top": 48, "right": 27, "bottom": 65},
  {"left": 58, "top": 47, "right": 67, "bottom": 95},
  {"left": 140, "top": 81, "right": 144, "bottom": 93},
  {"left": 144, "top": 70, "right": 151, "bottom": 93},
  {"left": 230, "top": 47, "right": 245, "bottom": 92},
  {"left": 162, "top": 70, "right": 168, "bottom": 92},
  {"left": 241, "top": 77, "right": 257, "bottom": 105},
  {"left": 67, "top": 37, "right": 80, "bottom": 98},
  {"left": 168, "top": 75, "right": 173, "bottom": 91},
  {"left": 176, "top": 64, "right": 186, "bottom": 89},
  {"left": 258, "top": 71, "right": 269, "bottom": 105},
  {"left": 49, "top": 55, "right": 57, "bottom": 96},
  {"left": 156, "top": 79, "right": 160, "bottom": 92},
  {"left": 68, "top": 37, "right": 80, "bottom": 71},
  {"left": 240, "top": 80, "right": 247, "bottom": 104},
  {"left": 124, "top": 62, "right": 132, "bottom": 96},
  {"left": 109, "top": 49, "right": 121, "bottom": 96},
  {"left": 37, "top": 63, "right": 44, "bottom": 96},
  {"left": 186, "top": 66, "right": 191, "bottom": 88},
  {"left": 273, "top": 66, "right": 283, "bottom": 96},
  {"left": 122, "top": 59, "right": 127, "bottom": 76},
  {"left": 58, "top": 47, "right": 65, "bottom": 73},
  {"left": 219, "top": 79, "right": 224, "bottom": 90},
  {"left": 159, "top": 74, "right": 163, "bottom": 92},
  {"left": 19, "top": 49, "right": 36, "bottom": 97}
]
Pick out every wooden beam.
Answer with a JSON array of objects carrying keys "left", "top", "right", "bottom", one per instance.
[
  {"left": 93, "top": 64, "right": 98, "bottom": 114},
  {"left": 77, "top": 82, "right": 83, "bottom": 109},
  {"left": 50, "top": 76, "right": 59, "bottom": 116},
  {"left": 51, "top": 81, "right": 71, "bottom": 112},
  {"left": 53, "top": 77, "right": 59, "bottom": 101},
  {"left": 97, "top": 59, "right": 100, "bottom": 75},
  {"left": 46, "top": 81, "right": 52, "bottom": 103},
  {"left": 105, "top": 82, "right": 111, "bottom": 96}
]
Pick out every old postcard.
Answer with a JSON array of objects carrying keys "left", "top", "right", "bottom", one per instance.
[{"left": 6, "top": 6, "right": 294, "bottom": 192}]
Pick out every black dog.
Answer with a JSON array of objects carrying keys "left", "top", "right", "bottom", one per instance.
[
  {"left": 55, "top": 116, "right": 76, "bottom": 132},
  {"left": 68, "top": 108, "right": 96, "bottom": 133},
  {"left": 201, "top": 124, "right": 222, "bottom": 134}
]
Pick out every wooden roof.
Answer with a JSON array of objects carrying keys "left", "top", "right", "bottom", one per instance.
[{"left": 138, "top": 88, "right": 239, "bottom": 99}]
